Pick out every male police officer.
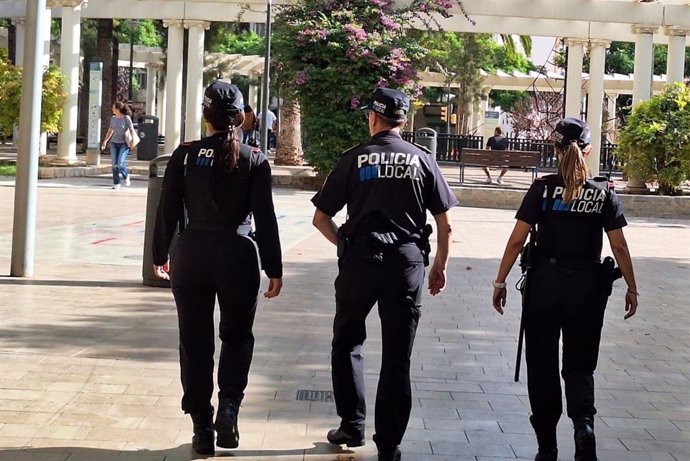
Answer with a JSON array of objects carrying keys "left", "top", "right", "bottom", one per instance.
[{"left": 312, "top": 87, "right": 458, "bottom": 461}]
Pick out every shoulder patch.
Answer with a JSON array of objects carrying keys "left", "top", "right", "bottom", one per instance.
[
  {"left": 341, "top": 143, "right": 363, "bottom": 156},
  {"left": 413, "top": 142, "right": 432, "bottom": 155}
]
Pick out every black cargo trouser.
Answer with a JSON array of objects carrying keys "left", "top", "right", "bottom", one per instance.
[
  {"left": 170, "top": 230, "right": 260, "bottom": 415},
  {"left": 524, "top": 260, "right": 609, "bottom": 428},
  {"left": 331, "top": 243, "right": 424, "bottom": 452}
]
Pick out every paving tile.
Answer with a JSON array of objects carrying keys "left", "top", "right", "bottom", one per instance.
[{"left": 0, "top": 182, "right": 688, "bottom": 461}]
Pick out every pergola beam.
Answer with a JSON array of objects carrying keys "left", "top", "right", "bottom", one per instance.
[{"left": 0, "top": 0, "right": 688, "bottom": 44}]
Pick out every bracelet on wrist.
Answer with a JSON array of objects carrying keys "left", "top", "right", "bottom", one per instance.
[
  {"left": 493, "top": 280, "right": 507, "bottom": 289},
  {"left": 627, "top": 289, "right": 639, "bottom": 297}
]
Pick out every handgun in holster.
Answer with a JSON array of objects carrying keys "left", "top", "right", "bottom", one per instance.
[
  {"left": 337, "top": 226, "right": 350, "bottom": 259},
  {"left": 602, "top": 256, "right": 623, "bottom": 296},
  {"left": 420, "top": 224, "right": 433, "bottom": 267}
]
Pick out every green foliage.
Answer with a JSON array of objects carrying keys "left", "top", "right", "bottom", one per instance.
[
  {"left": 207, "top": 25, "right": 264, "bottom": 55},
  {"left": 0, "top": 50, "right": 67, "bottom": 136},
  {"left": 273, "top": 0, "right": 464, "bottom": 175},
  {"left": 490, "top": 90, "right": 529, "bottom": 111},
  {"left": 0, "top": 164, "right": 17, "bottom": 177},
  {"left": 114, "top": 20, "right": 164, "bottom": 47},
  {"left": 618, "top": 83, "right": 690, "bottom": 195},
  {"left": 602, "top": 41, "right": 686, "bottom": 77}
]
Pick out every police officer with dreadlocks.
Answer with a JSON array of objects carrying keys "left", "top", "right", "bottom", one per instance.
[
  {"left": 152, "top": 81, "right": 283, "bottom": 456},
  {"left": 492, "top": 118, "right": 638, "bottom": 461},
  {"left": 312, "top": 87, "right": 458, "bottom": 461}
]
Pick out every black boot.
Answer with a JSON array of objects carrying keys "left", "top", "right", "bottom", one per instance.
[
  {"left": 191, "top": 410, "right": 215, "bottom": 456},
  {"left": 530, "top": 415, "right": 558, "bottom": 461},
  {"left": 573, "top": 417, "right": 597, "bottom": 461},
  {"left": 534, "top": 448, "right": 558, "bottom": 461},
  {"left": 215, "top": 400, "right": 240, "bottom": 449}
]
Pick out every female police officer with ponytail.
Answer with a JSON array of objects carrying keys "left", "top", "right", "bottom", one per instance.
[
  {"left": 152, "top": 81, "right": 283, "bottom": 456},
  {"left": 491, "top": 118, "right": 638, "bottom": 461}
]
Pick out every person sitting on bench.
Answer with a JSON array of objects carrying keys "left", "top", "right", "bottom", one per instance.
[{"left": 483, "top": 127, "right": 508, "bottom": 185}]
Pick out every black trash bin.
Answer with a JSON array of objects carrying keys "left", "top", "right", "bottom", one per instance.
[
  {"left": 415, "top": 127, "right": 438, "bottom": 158},
  {"left": 137, "top": 115, "right": 160, "bottom": 161},
  {"left": 142, "top": 154, "right": 172, "bottom": 287}
]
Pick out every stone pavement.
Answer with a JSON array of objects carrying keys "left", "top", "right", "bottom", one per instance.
[{"left": 0, "top": 176, "right": 688, "bottom": 461}]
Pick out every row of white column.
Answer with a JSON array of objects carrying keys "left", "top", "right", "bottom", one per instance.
[
  {"left": 565, "top": 25, "right": 688, "bottom": 175},
  {"left": 11, "top": 4, "right": 213, "bottom": 162}
]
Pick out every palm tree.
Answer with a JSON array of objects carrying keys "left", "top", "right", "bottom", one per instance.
[
  {"left": 274, "top": 99, "right": 303, "bottom": 165},
  {"left": 500, "top": 34, "right": 532, "bottom": 58}
]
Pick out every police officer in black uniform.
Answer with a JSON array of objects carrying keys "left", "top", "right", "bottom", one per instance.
[
  {"left": 152, "top": 81, "right": 283, "bottom": 456},
  {"left": 491, "top": 118, "right": 639, "bottom": 461},
  {"left": 312, "top": 87, "right": 458, "bottom": 461}
]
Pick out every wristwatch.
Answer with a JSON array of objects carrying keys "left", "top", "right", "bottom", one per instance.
[{"left": 493, "top": 280, "right": 507, "bottom": 289}]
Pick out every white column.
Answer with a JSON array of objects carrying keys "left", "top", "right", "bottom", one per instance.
[
  {"left": 664, "top": 26, "right": 688, "bottom": 85},
  {"left": 43, "top": 2, "right": 53, "bottom": 68},
  {"left": 565, "top": 38, "right": 586, "bottom": 118},
  {"left": 184, "top": 20, "right": 209, "bottom": 141},
  {"left": 157, "top": 77, "right": 166, "bottom": 137},
  {"left": 248, "top": 83, "right": 259, "bottom": 111},
  {"left": 11, "top": 18, "right": 26, "bottom": 145},
  {"left": 11, "top": 18, "right": 25, "bottom": 65},
  {"left": 632, "top": 24, "right": 658, "bottom": 105},
  {"left": 585, "top": 40, "right": 609, "bottom": 176},
  {"left": 607, "top": 93, "right": 618, "bottom": 143},
  {"left": 163, "top": 19, "right": 184, "bottom": 154},
  {"left": 56, "top": 0, "right": 84, "bottom": 164},
  {"left": 145, "top": 64, "right": 157, "bottom": 117}
]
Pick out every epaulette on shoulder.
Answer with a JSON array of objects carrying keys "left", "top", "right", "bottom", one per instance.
[
  {"left": 592, "top": 176, "right": 616, "bottom": 190},
  {"left": 179, "top": 141, "right": 193, "bottom": 146},
  {"left": 592, "top": 176, "right": 607, "bottom": 182},
  {"left": 413, "top": 142, "right": 432, "bottom": 155},
  {"left": 341, "top": 143, "right": 363, "bottom": 156}
]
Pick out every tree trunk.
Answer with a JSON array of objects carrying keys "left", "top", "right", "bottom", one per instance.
[
  {"left": 274, "top": 100, "right": 303, "bottom": 166},
  {"left": 97, "top": 19, "right": 114, "bottom": 142}
]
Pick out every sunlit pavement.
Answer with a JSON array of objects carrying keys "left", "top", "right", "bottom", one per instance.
[{"left": 0, "top": 177, "right": 688, "bottom": 461}]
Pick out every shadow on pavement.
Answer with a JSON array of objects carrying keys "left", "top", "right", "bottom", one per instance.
[
  {"left": 0, "top": 442, "right": 355, "bottom": 460},
  {"left": 0, "top": 277, "right": 145, "bottom": 288}
]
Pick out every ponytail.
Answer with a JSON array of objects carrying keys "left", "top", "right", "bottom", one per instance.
[
  {"left": 203, "top": 107, "right": 244, "bottom": 173},
  {"left": 557, "top": 142, "right": 590, "bottom": 203},
  {"left": 220, "top": 122, "right": 241, "bottom": 172}
]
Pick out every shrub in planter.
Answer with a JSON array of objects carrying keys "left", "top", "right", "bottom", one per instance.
[{"left": 618, "top": 83, "right": 690, "bottom": 195}]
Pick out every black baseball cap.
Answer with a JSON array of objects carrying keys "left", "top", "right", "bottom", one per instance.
[
  {"left": 552, "top": 117, "right": 591, "bottom": 148},
  {"left": 203, "top": 81, "right": 244, "bottom": 116},
  {"left": 361, "top": 87, "right": 410, "bottom": 122}
]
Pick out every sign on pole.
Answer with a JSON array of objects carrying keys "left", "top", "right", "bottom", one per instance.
[{"left": 86, "top": 62, "right": 103, "bottom": 165}]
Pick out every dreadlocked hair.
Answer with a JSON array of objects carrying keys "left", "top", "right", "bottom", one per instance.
[
  {"left": 557, "top": 141, "right": 591, "bottom": 203},
  {"left": 203, "top": 107, "right": 244, "bottom": 173}
]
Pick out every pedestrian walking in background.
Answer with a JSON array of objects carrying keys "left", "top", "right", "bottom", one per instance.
[
  {"left": 312, "top": 87, "right": 458, "bottom": 461},
  {"left": 491, "top": 117, "right": 638, "bottom": 461},
  {"left": 101, "top": 101, "right": 135, "bottom": 189},
  {"left": 152, "top": 81, "right": 283, "bottom": 456},
  {"left": 240, "top": 104, "right": 257, "bottom": 145}
]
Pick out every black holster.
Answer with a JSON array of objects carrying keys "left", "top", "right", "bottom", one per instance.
[
  {"left": 337, "top": 226, "right": 350, "bottom": 259},
  {"left": 601, "top": 256, "right": 623, "bottom": 296},
  {"left": 420, "top": 224, "right": 433, "bottom": 267}
]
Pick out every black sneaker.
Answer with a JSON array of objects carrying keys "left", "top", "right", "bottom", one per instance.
[
  {"left": 378, "top": 446, "right": 402, "bottom": 461},
  {"left": 215, "top": 401, "right": 240, "bottom": 449},
  {"left": 326, "top": 428, "right": 365, "bottom": 447}
]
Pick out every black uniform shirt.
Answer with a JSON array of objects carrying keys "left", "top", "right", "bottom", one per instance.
[
  {"left": 152, "top": 134, "right": 283, "bottom": 278},
  {"left": 311, "top": 130, "right": 458, "bottom": 240},
  {"left": 487, "top": 135, "right": 508, "bottom": 151},
  {"left": 516, "top": 174, "right": 627, "bottom": 262}
]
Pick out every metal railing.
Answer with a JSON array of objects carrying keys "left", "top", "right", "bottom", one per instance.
[{"left": 403, "top": 132, "right": 621, "bottom": 172}]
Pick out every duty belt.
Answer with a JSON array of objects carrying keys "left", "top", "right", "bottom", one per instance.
[
  {"left": 186, "top": 222, "right": 239, "bottom": 232},
  {"left": 538, "top": 256, "right": 600, "bottom": 269}
]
